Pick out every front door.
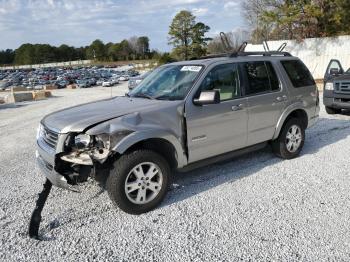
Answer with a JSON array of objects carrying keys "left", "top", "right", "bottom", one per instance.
[
  {"left": 185, "top": 63, "right": 248, "bottom": 163},
  {"left": 324, "top": 59, "right": 344, "bottom": 82}
]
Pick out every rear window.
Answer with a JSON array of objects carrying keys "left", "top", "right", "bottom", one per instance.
[{"left": 281, "top": 60, "right": 315, "bottom": 88}]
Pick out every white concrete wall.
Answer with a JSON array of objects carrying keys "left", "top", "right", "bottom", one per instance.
[
  {"left": 0, "top": 60, "right": 92, "bottom": 70},
  {"left": 245, "top": 35, "right": 350, "bottom": 79}
]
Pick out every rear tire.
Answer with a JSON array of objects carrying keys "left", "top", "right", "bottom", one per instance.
[
  {"left": 106, "top": 149, "right": 171, "bottom": 214},
  {"left": 272, "top": 118, "right": 305, "bottom": 159},
  {"left": 325, "top": 106, "right": 341, "bottom": 115}
]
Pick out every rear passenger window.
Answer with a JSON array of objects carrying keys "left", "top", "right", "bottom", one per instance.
[
  {"left": 281, "top": 60, "right": 315, "bottom": 88},
  {"left": 243, "top": 61, "right": 280, "bottom": 95}
]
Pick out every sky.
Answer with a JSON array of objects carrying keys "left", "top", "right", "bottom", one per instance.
[{"left": 0, "top": 0, "right": 246, "bottom": 51}]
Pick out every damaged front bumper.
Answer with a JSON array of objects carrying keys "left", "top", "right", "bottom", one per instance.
[
  {"left": 36, "top": 150, "right": 79, "bottom": 191},
  {"left": 36, "top": 135, "right": 81, "bottom": 191},
  {"left": 36, "top": 129, "right": 112, "bottom": 191}
]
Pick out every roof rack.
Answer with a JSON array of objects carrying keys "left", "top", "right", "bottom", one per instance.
[
  {"left": 197, "top": 32, "right": 292, "bottom": 60},
  {"left": 198, "top": 36, "right": 291, "bottom": 60},
  {"left": 229, "top": 51, "right": 292, "bottom": 57},
  {"left": 199, "top": 50, "right": 292, "bottom": 60}
]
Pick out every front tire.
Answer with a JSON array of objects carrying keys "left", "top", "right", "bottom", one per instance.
[
  {"left": 106, "top": 149, "right": 171, "bottom": 214},
  {"left": 272, "top": 118, "right": 305, "bottom": 159},
  {"left": 325, "top": 106, "right": 341, "bottom": 115}
]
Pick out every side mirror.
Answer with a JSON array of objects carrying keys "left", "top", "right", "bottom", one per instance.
[
  {"left": 193, "top": 90, "right": 220, "bottom": 105},
  {"left": 329, "top": 68, "right": 340, "bottom": 75}
]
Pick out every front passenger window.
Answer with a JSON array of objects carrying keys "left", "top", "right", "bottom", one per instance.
[{"left": 199, "top": 63, "right": 240, "bottom": 101}]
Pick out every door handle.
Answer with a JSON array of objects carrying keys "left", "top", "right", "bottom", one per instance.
[
  {"left": 276, "top": 95, "right": 287, "bottom": 102},
  {"left": 231, "top": 104, "right": 244, "bottom": 111}
]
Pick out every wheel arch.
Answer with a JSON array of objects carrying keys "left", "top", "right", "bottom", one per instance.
[
  {"left": 112, "top": 130, "right": 187, "bottom": 169},
  {"left": 273, "top": 106, "right": 308, "bottom": 140}
]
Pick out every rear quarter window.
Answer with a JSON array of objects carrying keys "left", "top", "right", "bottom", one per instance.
[{"left": 281, "top": 60, "right": 315, "bottom": 88}]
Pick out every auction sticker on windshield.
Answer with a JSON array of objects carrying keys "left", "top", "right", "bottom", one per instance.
[{"left": 180, "top": 66, "right": 202, "bottom": 72}]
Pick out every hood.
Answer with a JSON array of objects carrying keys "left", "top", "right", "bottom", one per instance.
[
  {"left": 331, "top": 74, "right": 350, "bottom": 81},
  {"left": 42, "top": 96, "right": 177, "bottom": 133}
]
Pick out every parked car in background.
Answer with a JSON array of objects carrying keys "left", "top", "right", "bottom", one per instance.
[
  {"left": 0, "top": 81, "right": 12, "bottom": 90},
  {"left": 119, "top": 75, "right": 129, "bottom": 81},
  {"left": 76, "top": 79, "right": 89, "bottom": 88},
  {"left": 0, "top": 67, "right": 140, "bottom": 91},
  {"left": 323, "top": 59, "right": 350, "bottom": 114},
  {"left": 102, "top": 80, "right": 113, "bottom": 87},
  {"left": 128, "top": 70, "right": 152, "bottom": 90}
]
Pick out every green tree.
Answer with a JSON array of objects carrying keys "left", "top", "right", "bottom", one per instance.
[
  {"left": 0, "top": 49, "right": 15, "bottom": 65},
  {"left": 119, "top": 40, "right": 132, "bottom": 60},
  {"left": 244, "top": 0, "right": 350, "bottom": 41},
  {"left": 86, "top": 39, "right": 106, "bottom": 60},
  {"left": 168, "top": 10, "right": 210, "bottom": 60},
  {"left": 158, "top": 53, "right": 177, "bottom": 65},
  {"left": 14, "top": 44, "right": 35, "bottom": 65},
  {"left": 137, "top": 36, "right": 150, "bottom": 58}
]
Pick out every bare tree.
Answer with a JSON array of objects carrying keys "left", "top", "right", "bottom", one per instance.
[
  {"left": 207, "top": 29, "right": 251, "bottom": 54},
  {"left": 128, "top": 36, "right": 139, "bottom": 59},
  {"left": 241, "top": 0, "right": 274, "bottom": 43}
]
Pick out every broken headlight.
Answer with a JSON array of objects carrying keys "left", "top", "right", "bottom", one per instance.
[
  {"left": 74, "top": 134, "right": 91, "bottom": 148},
  {"left": 96, "top": 130, "right": 133, "bottom": 150}
]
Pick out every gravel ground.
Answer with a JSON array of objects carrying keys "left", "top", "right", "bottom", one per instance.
[{"left": 0, "top": 84, "right": 350, "bottom": 261}]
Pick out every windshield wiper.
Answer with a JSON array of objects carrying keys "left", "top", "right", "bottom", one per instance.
[{"left": 132, "top": 93, "right": 155, "bottom": 100}]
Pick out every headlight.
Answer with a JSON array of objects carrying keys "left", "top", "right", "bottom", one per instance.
[
  {"left": 325, "top": 82, "right": 334, "bottom": 91},
  {"left": 75, "top": 134, "right": 91, "bottom": 147}
]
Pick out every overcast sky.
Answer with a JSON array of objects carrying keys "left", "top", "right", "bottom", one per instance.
[{"left": 0, "top": 0, "right": 245, "bottom": 51}]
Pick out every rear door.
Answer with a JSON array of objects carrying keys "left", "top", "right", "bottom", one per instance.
[
  {"left": 242, "top": 61, "right": 288, "bottom": 146},
  {"left": 185, "top": 63, "right": 248, "bottom": 163}
]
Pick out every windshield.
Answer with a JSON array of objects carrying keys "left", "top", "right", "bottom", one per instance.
[{"left": 129, "top": 65, "right": 203, "bottom": 100}]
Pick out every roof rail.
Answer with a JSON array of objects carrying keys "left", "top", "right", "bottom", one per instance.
[{"left": 230, "top": 51, "right": 292, "bottom": 57}]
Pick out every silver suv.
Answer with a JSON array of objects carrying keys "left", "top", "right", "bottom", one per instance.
[{"left": 36, "top": 51, "right": 319, "bottom": 215}]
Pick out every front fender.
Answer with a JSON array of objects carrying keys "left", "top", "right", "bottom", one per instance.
[
  {"left": 113, "top": 130, "right": 187, "bottom": 168},
  {"left": 272, "top": 102, "right": 307, "bottom": 140}
]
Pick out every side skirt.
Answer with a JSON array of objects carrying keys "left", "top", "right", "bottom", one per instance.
[{"left": 177, "top": 142, "right": 268, "bottom": 173}]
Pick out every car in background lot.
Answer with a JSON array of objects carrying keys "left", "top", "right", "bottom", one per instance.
[
  {"left": 36, "top": 50, "right": 319, "bottom": 215},
  {"left": 119, "top": 75, "right": 129, "bottom": 81},
  {"left": 128, "top": 70, "right": 152, "bottom": 90},
  {"left": 0, "top": 81, "right": 12, "bottom": 90},
  {"left": 0, "top": 67, "right": 140, "bottom": 90},
  {"left": 323, "top": 59, "right": 350, "bottom": 114},
  {"left": 76, "top": 79, "right": 89, "bottom": 88},
  {"left": 102, "top": 80, "right": 113, "bottom": 87}
]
